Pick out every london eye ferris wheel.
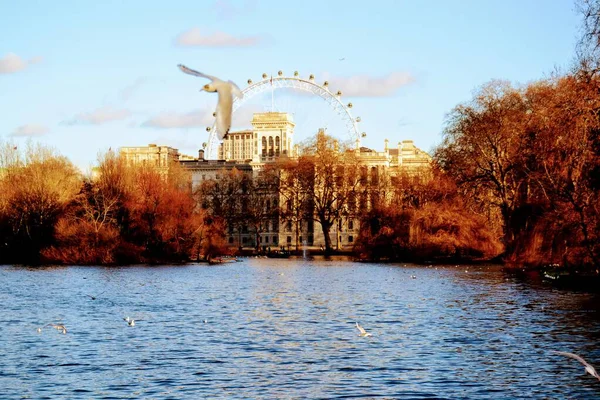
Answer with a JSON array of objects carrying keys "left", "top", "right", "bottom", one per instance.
[{"left": 203, "top": 70, "right": 366, "bottom": 160}]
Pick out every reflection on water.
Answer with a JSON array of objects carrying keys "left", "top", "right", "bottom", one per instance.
[{"left": 1, "top": 260, "right": 600, "bottom": 399}]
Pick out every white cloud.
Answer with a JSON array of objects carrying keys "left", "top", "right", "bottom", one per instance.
[
  {"left": 66, "top": 106, "right": 131, "bottom": 125},
  {"left": 10, "top": 124, "right": 49, "bottom": 137},
  {"left": 175, "top": 27, "right": 263, "bottom": 47},
  {"left": 0, "top": 53, "right": 28, "bottom": 74},
  {"left": 325, "top": 72, "right": 415, "bottom": 97},
  {"left": 142, "top": 110, "right": 212, "bottom": 129},
  {"left": 0, "top": 53, "right": 44, "bottom": 74}
]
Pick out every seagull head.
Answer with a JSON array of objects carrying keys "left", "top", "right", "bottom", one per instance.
[{"left": 202, "top": 84, "right": 217, "bottom": 93}]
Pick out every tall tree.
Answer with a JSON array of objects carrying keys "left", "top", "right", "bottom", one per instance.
[
  {"left": 296, "top": 132, "right": 360, "bottom": 253},
  {"left": 0, "top": 142, "right": 80, "bottom": 262},
  {"left": 436, "top": 80, "right": 528, "bottom": 252}
]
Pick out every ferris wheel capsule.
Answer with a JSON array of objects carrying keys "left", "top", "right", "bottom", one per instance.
[
  {"left": 262, "top": 73, "right": 268, "bottom": 79},
  {"left": 206, "top": 127, "right": 211, "bottom": 132},
  {"left": 212, "top": 112, "right": 216, "bottom": 117},
  {"left": 248, "top": 79, "right": 253, "bottom": 85},
  {"left": 336, "top": 90, "right": 342, "bottom": 96},
  {"left": 309, "top": 74, "right": 315, "bottom": 81},
  {"left": 361, "top": 132, "right": 367, "bottom": 138},
  {"left": 347, "top": 102, "right": 353, "bottom": 108},
  {"left": 278, "top": 70, "right": 283, "bottom": 76},
  {"left": 323, "top": 81, "right": 329, "bottom": 87},
  {"left": 356, "top": 117, "right": 361, "bottom": 122},
  {"left": 294, "top": 71, "right": 299, "bottom": 76},
  {"left": 202, "top": 142, "right": 207, "bottom": 149}
]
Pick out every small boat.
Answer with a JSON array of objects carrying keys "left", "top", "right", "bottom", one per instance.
[
  {"left": 266, "top": 250, "right": 291, "bottom": 259},
  {"left": 208, "top": 256, "right": 239, "bottom": 265}
]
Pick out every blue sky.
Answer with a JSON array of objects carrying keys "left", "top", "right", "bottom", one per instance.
[{"left": 1, "top": 0, "right": 582, "bottom": 171}]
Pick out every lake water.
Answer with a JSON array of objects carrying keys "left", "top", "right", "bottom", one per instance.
[{"left": 1, "top": 259, "right": 600, "bottom": 399}]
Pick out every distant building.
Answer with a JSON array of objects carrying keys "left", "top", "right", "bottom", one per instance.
[
  {"left": 120, "top": 143, "right": 180, "bottom": 170},
  {"left": 119, "top": 112, "right": 431, "bottom": 251}
]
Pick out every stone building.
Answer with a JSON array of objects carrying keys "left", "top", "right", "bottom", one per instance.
[
  {"left": 119, "top": 112, "right": 431, "bottom": 251},
  {"left": 120, "top": 143, "right": 180, "bottom": 170}
]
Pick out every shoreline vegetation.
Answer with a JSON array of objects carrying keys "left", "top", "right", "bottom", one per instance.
[{"left": 2, "top": 2, "right": 600, "bottom": 279}]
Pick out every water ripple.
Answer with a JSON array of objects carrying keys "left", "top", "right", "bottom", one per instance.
[{"left": 1, "top": 260, "right": 600, "bottom": 398}]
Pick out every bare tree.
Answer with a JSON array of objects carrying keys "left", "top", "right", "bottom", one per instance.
[{"left": 295, "top": 131, "right": 361, "bottom": 253}]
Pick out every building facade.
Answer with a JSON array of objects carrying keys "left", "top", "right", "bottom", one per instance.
[{"left": 120, "top": 112, "right": 431, "bottom": 251}]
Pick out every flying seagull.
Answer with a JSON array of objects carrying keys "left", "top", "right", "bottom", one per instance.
[
  {"left": 178, "top": 64, "right": 243, "bottom": 141},
  {"left": 45, "top": 323, "right": 67, "bottom": 334},
  {"left": 553, "top": 351, "right": 600, "bottom": 380},
  {"left": 356, "top": 322, "right": 372, "bottom": 337}
]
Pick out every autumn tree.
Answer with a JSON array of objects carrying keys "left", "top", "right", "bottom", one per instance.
[
  {"left": 515, "top": 74, "right": 600, "bottom": 267},
  {"left": 578, "top": 0, "right": 600, "bottom": 72},
  {"left": 436, "top": 81, "right": 529, "bottom": 253},
  {"left": 197, "top": 168, "right": 248, "bottom": 247},
  {"left": 0, "top": 141, "right": 80, "bottom": 263},
  {"left": 245, "top": 165, "right": 279, "bottom": 251},
  {"left": 295, "top": 131, "right": 361, "bottom": 253},
  {"left": 276, "top": 158, "right": 312, "bottom": 251}
]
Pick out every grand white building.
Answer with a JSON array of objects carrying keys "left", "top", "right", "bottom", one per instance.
[{"left": 120, "top": 112, "right": 431, "bottom": 251}]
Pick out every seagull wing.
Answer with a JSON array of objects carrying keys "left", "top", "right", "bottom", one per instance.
[
  {"left": 228, "top": 80, "right": 244, "bottom": 99},
  {"left": 214, "top": 82, "right": 234, "bottom": 140},
  {"left": 177, "top": 64, "right": 218, "bottom": 81},
  {"left": 356, "top": 322, "right": 367, "bottom": 335},
  {"left": 554, "top": 351, "right": 593, "bottom": 368}
]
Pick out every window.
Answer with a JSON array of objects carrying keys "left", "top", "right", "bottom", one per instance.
[
  {"left": 273, "top": 236, "right": 278, "bottom": 244},
  {"left": 348, "top": 220, "right": 354, "bottom": 230},
  {"left": 349, "top": 236, "right": 354, "bottom": 243},
  {"left": 229, "top": 237, "right": 234, "bottom": 244},
  {"left": 287, "top": 236, "right": 292, "bottom": 243}
]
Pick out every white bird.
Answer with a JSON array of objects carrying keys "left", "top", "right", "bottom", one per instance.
[
  {"left": 553, "top": 351, "right": 600, "bottom": 380},
  {"left": 124, "top": 317, "right": 135, "bottom": 327},
  {"left": 178, "top": 64, "right": 243, "bottom": 141},
  {"left": 46, "top": 323, "right": 67, "bottom": 334},
  {"left": 356, "top": 322, "right": 372, "bottom": 337}
]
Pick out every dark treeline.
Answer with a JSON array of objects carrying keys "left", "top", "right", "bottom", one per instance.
[
  {"left": 0, "top": 145, "right": 226, "bottom": 265},
  {"left": 436, "top": 75, "right": 600, "bottom": 269},
  {"left": 431, "top": 0, "right": 600, "bottom": 269}
]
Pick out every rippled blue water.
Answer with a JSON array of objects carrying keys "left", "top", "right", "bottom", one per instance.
[{"left": 1, "top": 259, "right": 600, "bottom": 399}]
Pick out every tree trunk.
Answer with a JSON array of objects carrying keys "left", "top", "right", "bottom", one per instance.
[
  {"left": 295, "top": 219, "right": 300, "bottom": 252},
  {"left": 321, "top": 221, "right": 333, "bottom": 253},
  {"left": 500, "top": 204, "right": 513, "bottom": 254}
]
